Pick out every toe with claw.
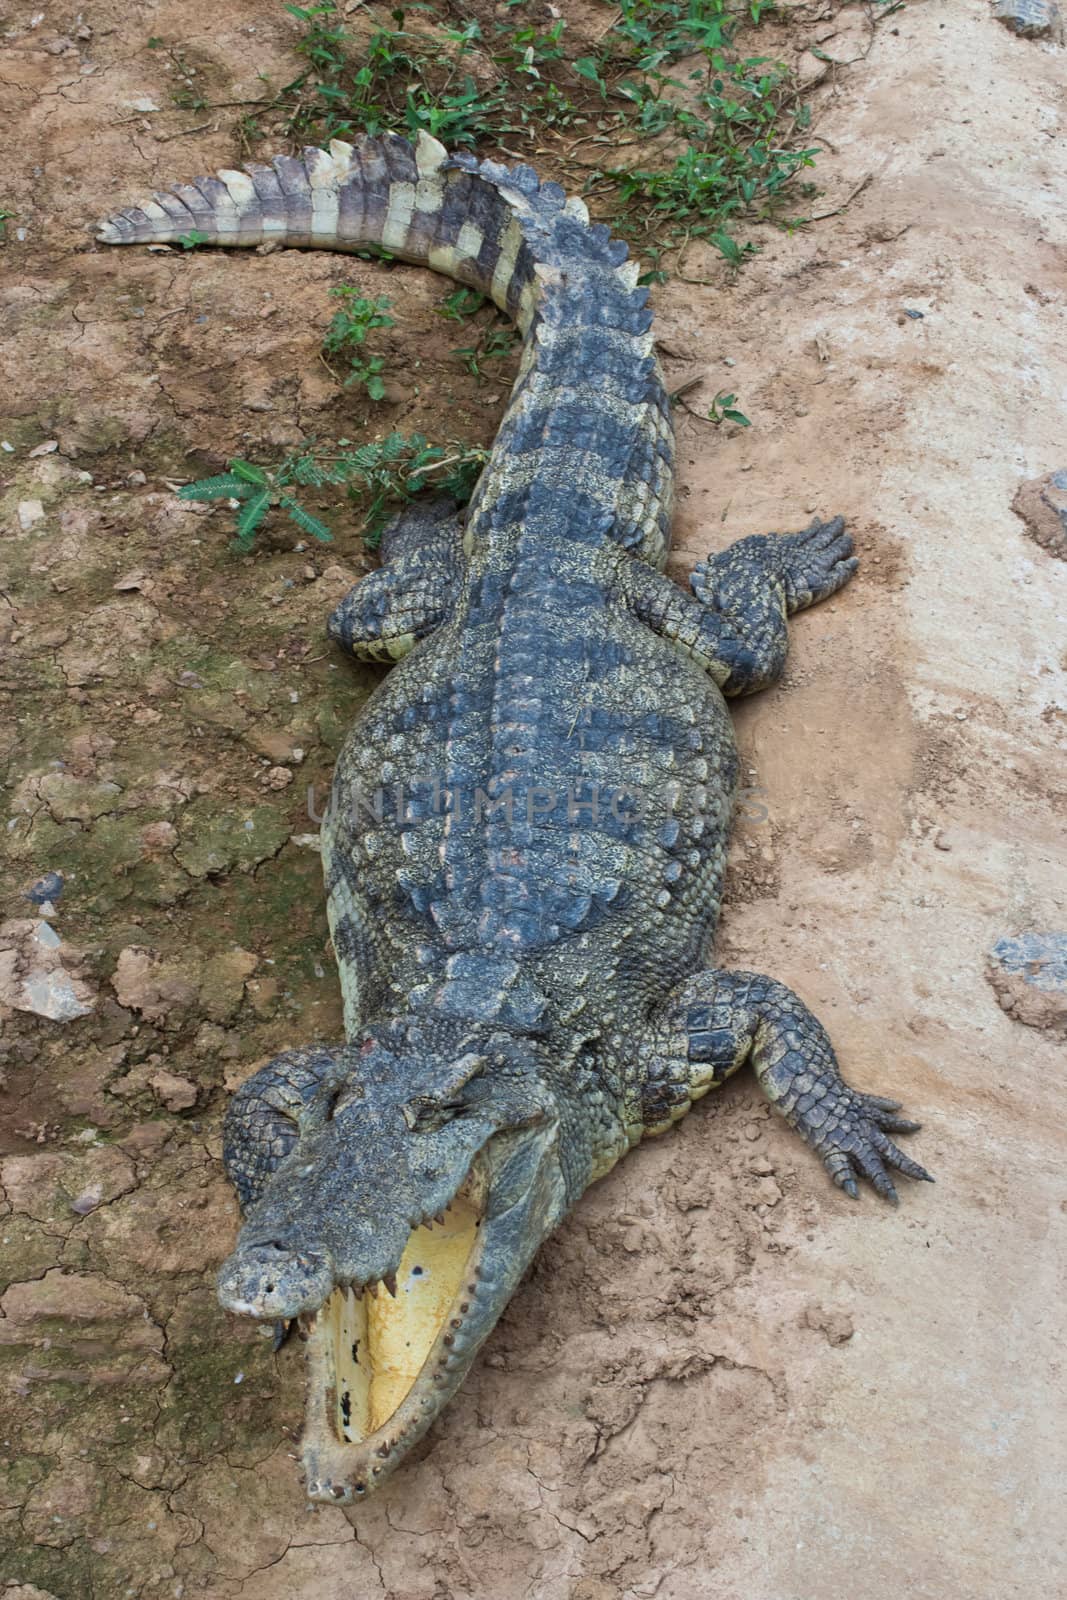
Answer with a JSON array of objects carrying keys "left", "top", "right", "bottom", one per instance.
[
  {"left": 779, "top": 515, "right": 858, "bottom": 613},
  {"left": 800, "top": 1087, "right": 934, "bottom": 1204}
]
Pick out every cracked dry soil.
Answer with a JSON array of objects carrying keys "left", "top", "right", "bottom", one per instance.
[{"left": 1, "top": 2, "right": 1065, "bottom": 1597}]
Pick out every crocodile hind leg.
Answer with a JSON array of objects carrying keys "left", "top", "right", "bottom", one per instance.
[
  {"left": 327, "top": 496, "right": 465, "bottom": 661},
  {"left": 621, "top": 517, "right": 855, "bottom": 696},
  {"left": 641, "top": 969, "right": 932, "bottom": 1202}
]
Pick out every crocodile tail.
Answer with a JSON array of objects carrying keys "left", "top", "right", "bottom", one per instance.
[{"left": 95, "top": 131, "right": 643, "bottom": 330}]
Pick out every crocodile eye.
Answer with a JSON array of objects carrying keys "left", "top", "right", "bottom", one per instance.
[{"left": 402, "top": 1097, "right": 463, "bottom": 1134}]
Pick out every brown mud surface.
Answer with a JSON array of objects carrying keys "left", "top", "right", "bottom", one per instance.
[{"left": 1, "top": 1, "right": 1065, "bottom": 1596}]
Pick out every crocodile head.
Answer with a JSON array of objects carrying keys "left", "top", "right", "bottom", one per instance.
[{"left": 216, "top": 1019, "right": 568, "bottom": 1501}]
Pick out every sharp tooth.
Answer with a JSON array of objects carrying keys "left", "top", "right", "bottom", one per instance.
[
  {"left": 434, "top": 1211, "right": 446, "bottom": 1226},
  {"left": 383, "top": 1272, "right": 398, "bottom": 1298}
]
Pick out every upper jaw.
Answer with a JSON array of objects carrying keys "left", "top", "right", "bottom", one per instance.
[{"left": 217, "top": 1241, "right": 335, "bottom": 1319}]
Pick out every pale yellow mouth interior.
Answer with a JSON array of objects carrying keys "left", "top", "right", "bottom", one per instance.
[{"left": 321, "top": 1190, "right": 482, "bottom": 1441}]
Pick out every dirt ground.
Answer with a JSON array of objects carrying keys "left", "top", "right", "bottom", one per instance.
[{"left": 1, "top": 0, "right": 1065, "bottom": 1596}]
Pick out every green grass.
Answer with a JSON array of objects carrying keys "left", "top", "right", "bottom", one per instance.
[
  {"left": 280, "top": 2, "right": 567, "bottom": 147},
  {"left": 594, "top": 0, "right": 818, "bottom": 255},
  {"left": 263, "top": 0, "right": 817, "bottom": 265}
]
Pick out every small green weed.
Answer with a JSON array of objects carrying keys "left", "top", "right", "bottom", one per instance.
[
  {"left": 706, "top": 391, "right": 751, "bottom": 427},
  {"left": 164, "top": 45, "right": 208, "bottom": 110},
  {"left": 180, "top": 434, "right": 488, "bottom": 551},
  {"left": 351, "top": 433, "right": 488, "bottom": 543},
  {"left": 435, "top": 287, "right": 487, "bottom": 322},
  {"left": 278, "top": 3, "right": 579, "bottom": 146},
  {"left": 452, "top": 322, "right": 519, "bottom": 382},
  {"left": 321, "top": 288, "right": 396, "bottom": 399}
]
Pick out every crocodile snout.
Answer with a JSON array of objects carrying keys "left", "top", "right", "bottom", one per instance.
[{"left": 217, "top": 1237, "right": 335, "bottom": 1320}]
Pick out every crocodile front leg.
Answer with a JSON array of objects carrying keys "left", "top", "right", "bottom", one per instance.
[
  {"left": 219, "top": 1045, "right": 353, "bottom": 1345},
  {"left": 642, "top": 970, "right": 933, "bottom": 1202},
  {"left": 327, "top": 496, "right": 465, "bottom": 661},
  {"left": 621, "top": 516, "right": 855, "bottom": 695},
  {"left": 222, "top": 1044, "right": 350, "bottom": 1211}
]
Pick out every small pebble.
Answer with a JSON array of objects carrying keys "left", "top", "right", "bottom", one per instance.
[
  {"left": 17, "top": 500, "right": 45, "bottom": 531},
  {"left": 70, "top": 1187, "right": 103, "bottom": 1216},
  {"left": 25, "top": 871, "right": 64, "bottom": 905}
]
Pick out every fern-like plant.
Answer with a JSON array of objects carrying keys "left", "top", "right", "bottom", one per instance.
[
  {"left": 178, "top": 457, "right": 333, "bottom": 551},
  {"left": 179, "top": 434, "right": 488, "bottom": 552}
]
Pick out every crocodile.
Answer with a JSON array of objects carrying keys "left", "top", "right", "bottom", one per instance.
[{"left": 98, "top": 132, "right": 932, "bottom": 1504}]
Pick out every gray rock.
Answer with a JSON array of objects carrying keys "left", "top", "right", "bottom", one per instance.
[
  {"left": 993, "top": 0, "right": 1063, "bottom": 38},
  {"left": 986, "top": 933, "right": 1067, "bottom": 1037},
  {"left": 0, "top": 918, "right": 95, "bottom": 1022},
  {"left": 1012, "top": 469, "right": 1067, "bottom": 560},
  {"left": 25, "top": 870, "right": 65, "bottom": 905}
]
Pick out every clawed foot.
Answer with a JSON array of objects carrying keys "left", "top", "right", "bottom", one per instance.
[
  {"left": 779, "top": 515, "right": 857, "bottom": 614},
  {"left": 796, "top": 1087, "right": 934, "bottom": 1204}
]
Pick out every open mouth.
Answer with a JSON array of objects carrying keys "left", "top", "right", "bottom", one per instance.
[{"left": 301, "top": 1165, "right": 488, "bottom": 1501}]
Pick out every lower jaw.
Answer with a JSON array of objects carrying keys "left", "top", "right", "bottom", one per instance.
[{"left": 300, "top": 1180, "right": 487, "bottom": 1503}]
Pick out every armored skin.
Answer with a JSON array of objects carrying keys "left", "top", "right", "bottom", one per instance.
[{"left": 99, "top": 133, "right": 932, "bottom": 1503}]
